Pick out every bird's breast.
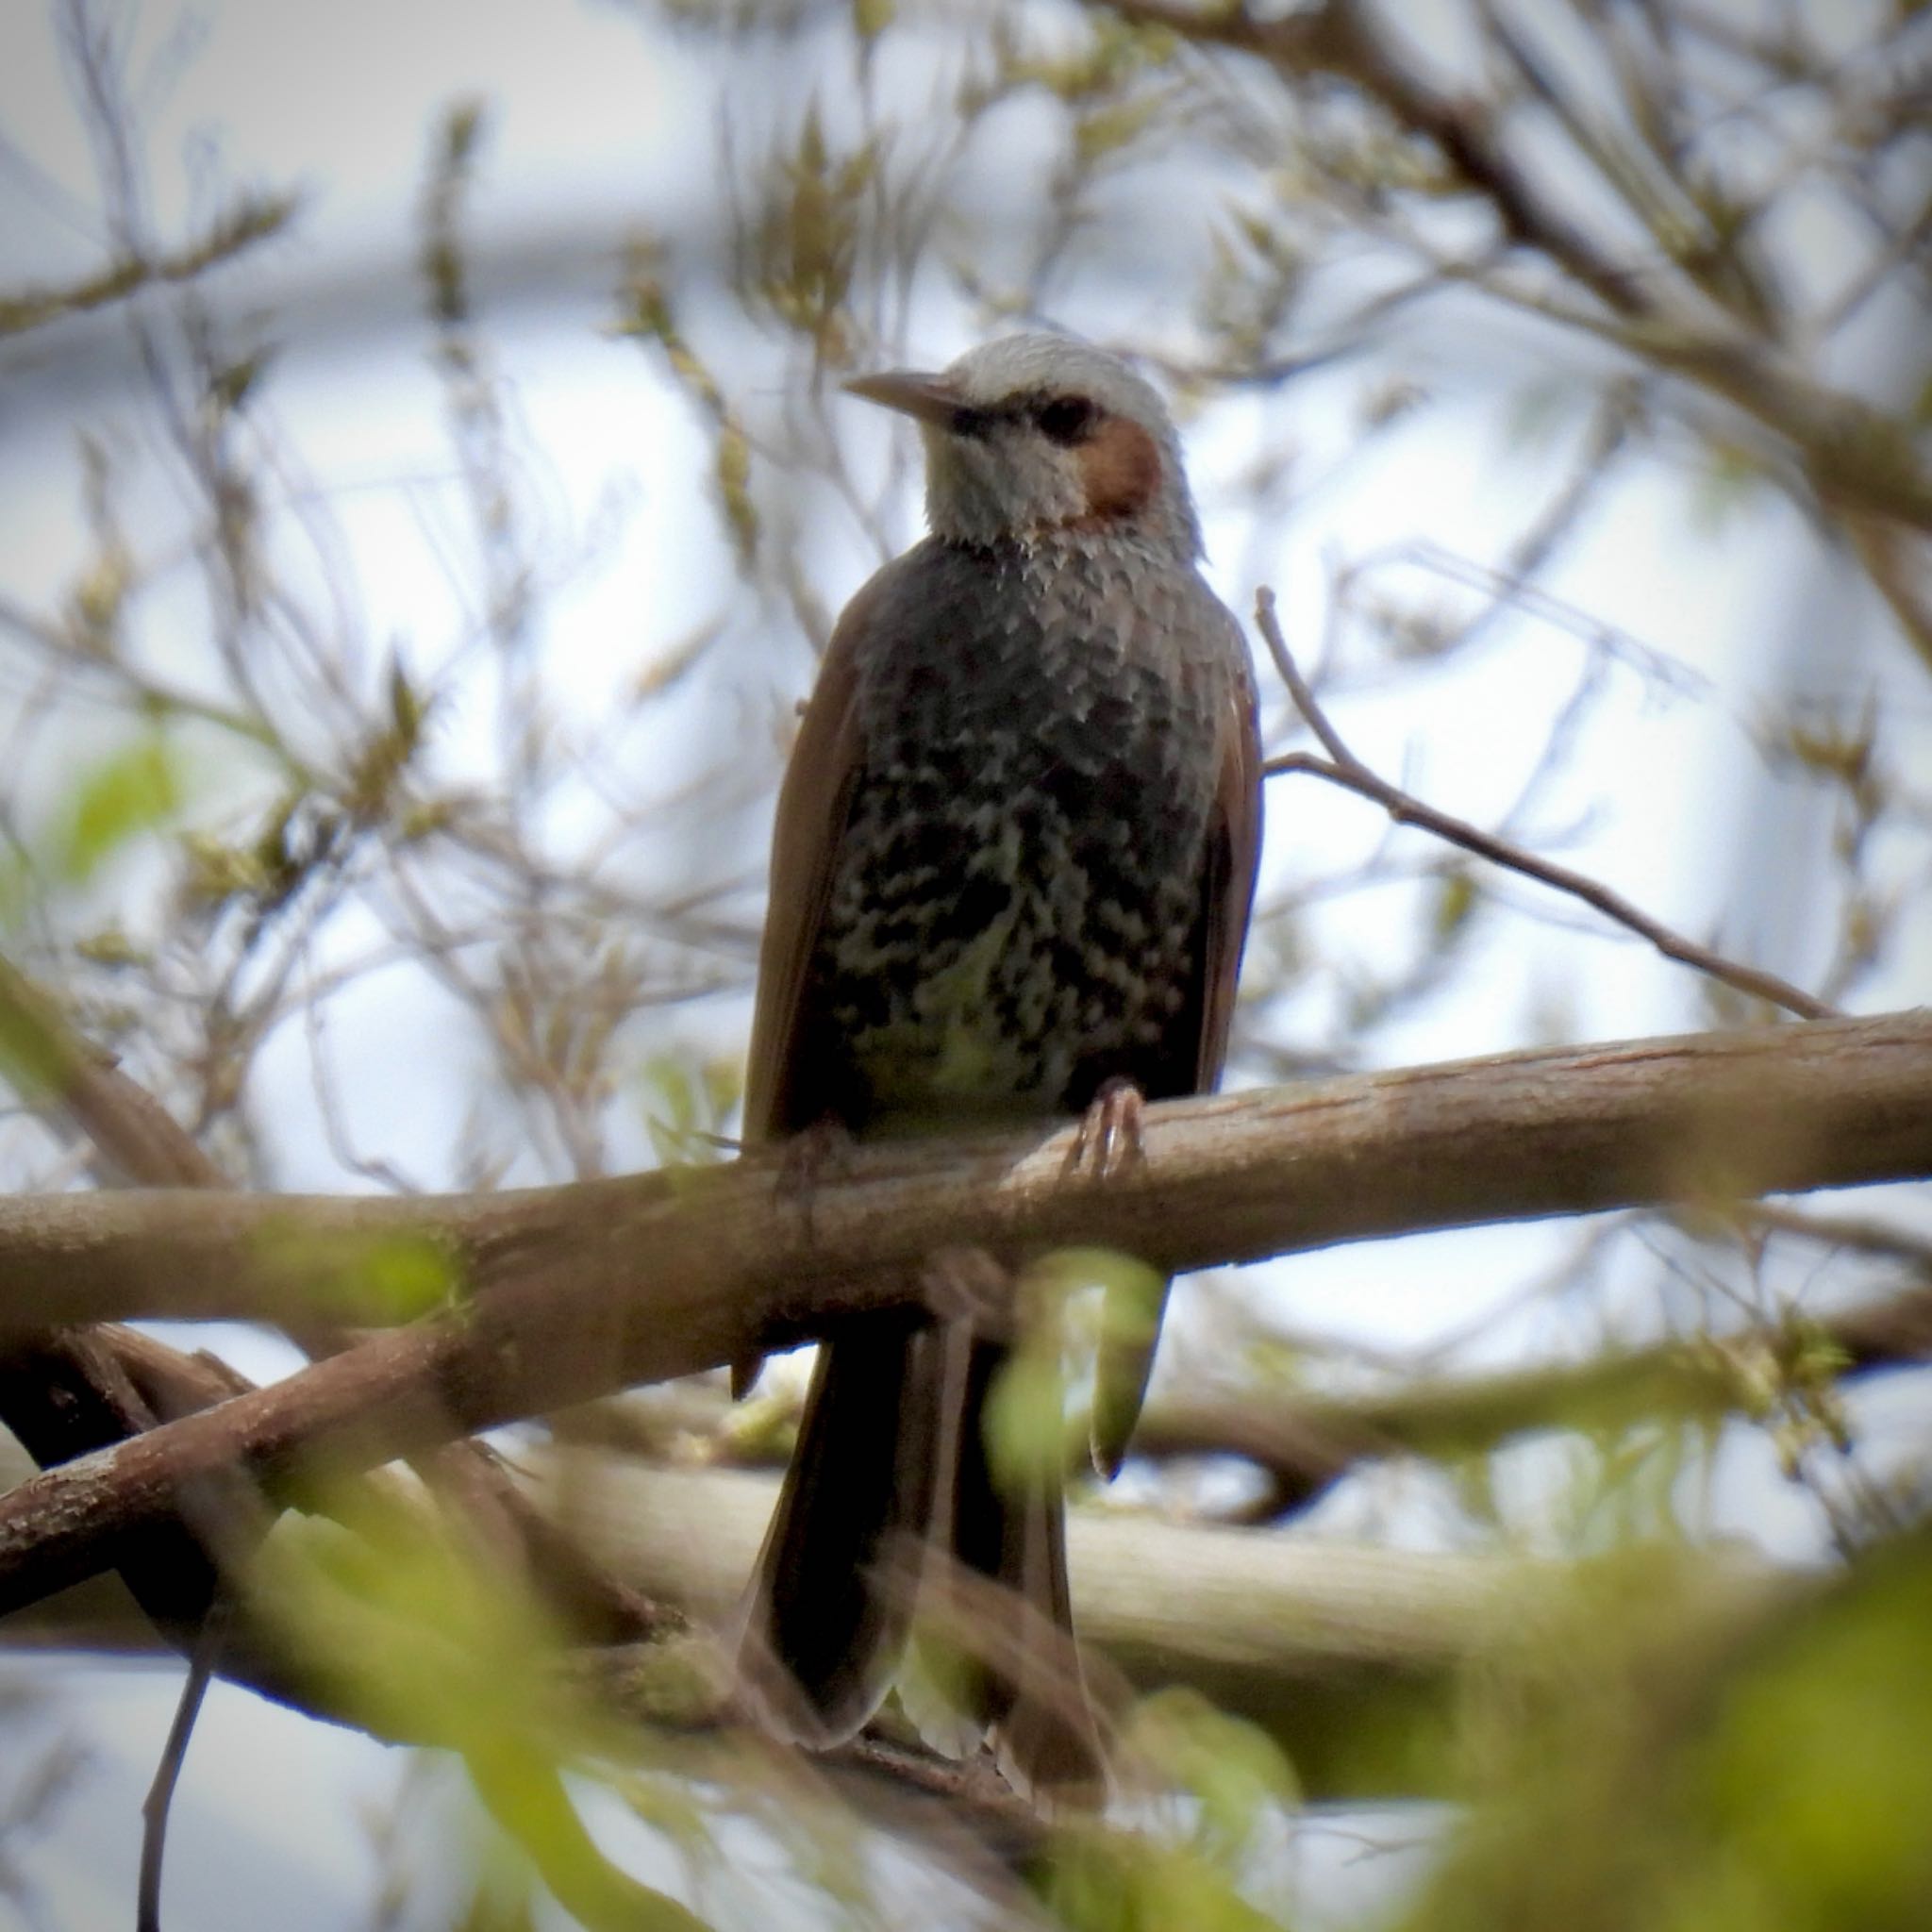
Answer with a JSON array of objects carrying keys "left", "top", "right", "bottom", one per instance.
[{"left": 808, "top": 542, "right": 1233, "bottom": 1125}]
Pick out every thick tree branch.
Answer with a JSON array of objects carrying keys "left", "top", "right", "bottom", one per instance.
[
  {"left": 0, "top": 954, "right": 672, "bottom": 1653},
  {"left": 543, "top": 1457, "right": 1801, "bottom": 1800},
  {"left": 1, "top": 1010, "right": 1929, "bottom": 1613},
  {"left": 554, "top": 1260, "right": 1932, "bottom": 1524},
  {"left": 2, "top": 1011, "right": 1926, "bottom": 1339}
]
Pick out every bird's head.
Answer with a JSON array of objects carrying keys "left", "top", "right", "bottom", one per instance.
[{"left": 845, "top": 333, "right": 1203, "bottom": 558}]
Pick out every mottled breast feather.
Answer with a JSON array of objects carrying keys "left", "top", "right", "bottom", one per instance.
[{"left": 789, "top": 527, "right": 1250, "bottom": 1133}]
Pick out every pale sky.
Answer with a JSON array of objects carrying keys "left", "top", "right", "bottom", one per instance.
[{"left": 2, "top": 2, "right": 1927, "bottom": 1927}]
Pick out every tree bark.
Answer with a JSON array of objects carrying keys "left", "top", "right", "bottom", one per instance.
[{"left": 2, "top": 1010, "right": 1929, "bottom": 1616}]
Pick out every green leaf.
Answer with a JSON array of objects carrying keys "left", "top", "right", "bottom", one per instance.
[
  {"left": 52, "top": 732, "right": 183, "bottom": 885},
  {"left": 1084, "top": 1250, "right": 1172, "bottom": 1479},
  {"left": 1430, "top": 866, "right": 1478, "bottom": 942},
  {"left": 1125, "top": 1687, "right": 1301, "bottom": 1859},
  {"left": 258, "top": 1511, "right": 714, "bottom": 1932},
  {"left": 986, "top": 1343, "right": 1066, "bottom": 1490},
  {"left": 1038, "top": 1823, "right": 1290, "bottom": 1931},
  {"left": 467, "top": 1751, "right": 713, "bottom": 1932},
  {"left": 250, "top": 1221, "right": 460, "bottom": 1325},
  {"left": 641, "top": 1051, "right": 732, "bottom": 1167}
]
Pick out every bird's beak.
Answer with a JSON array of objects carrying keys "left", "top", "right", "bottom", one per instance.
[{"left": 842, "top": 369, "right": 965, "bottom": 426}]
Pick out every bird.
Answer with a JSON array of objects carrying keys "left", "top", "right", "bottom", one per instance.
[{"left": 735, "top": 331, "right": 1262, "bottom": 1795}]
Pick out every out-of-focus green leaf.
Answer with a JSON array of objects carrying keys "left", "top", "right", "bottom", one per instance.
[
  {"left": 74, "top": 926, "right": 148, "bottom": 967},
  {"left": 1124, "top": 1687, "right": 1300, "bottom": 1860},
  {"left": 1666, "top": 1540, "right": 1932, "bottom": 1932},
  {"left": 1690, "top": 440, "right": 1767, "bottom": 532},
  {"left": 257, "top": 1506, "right": 716, "bottom": 1932},
  {"left": 1036, "top": 1823, "right": 1290, "bottom": 1931},
  {"left": 249, "top": 1220, "right": 460, "bottom": 1325},
  {"left": 1399, "top": 1539, "right": 1932, "bottom": 1932},
  {"left": 51, "top": 732, "right": 183, "bottom": 885},
  {"left": 1429, "top": 866, "right": 1478, "bottom": 941},
  {"left": 0, "top": 990, "right": 59, "bottom": 1102},
  {"left": 983, "top": 1245, "right": 1169, "bottom": 1485},
  {"left": 641, "top": 1050, "right": 734, "bottom": 1167},
  {"left": 986, "top": 1341, "right": 1066, "bottom": 1490},
  {"left": 1079, "top": 1247, "right": 1171, "bottom": 1478},
  {"left": 468, "top": 1750, "right": 714, "bottom": 1932}
]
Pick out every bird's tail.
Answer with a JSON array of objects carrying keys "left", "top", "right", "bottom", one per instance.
[
  {"left": 737, "top": 1317, "right": 1106, "bottom": 1798},
  {"left": 737, "top": 1313, "right": 941, "bottom": 1745},
  {"left": 936, "top": 1328, "right": 1108, "bottom": 1800}
]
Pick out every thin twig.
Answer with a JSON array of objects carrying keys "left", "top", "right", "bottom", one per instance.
[
  {"left": 1741, "top": 1202, "right": 1932, "bottom": 1270},
  {"left": 1253, "top": 588, "right": 1835, "bottom": 1021},
  {"left": 138, "top": 1593, "right": 231, "bottom": 1932},
  {"left": 1101, "top": 0, "right": 1932, "bottom": 534}
]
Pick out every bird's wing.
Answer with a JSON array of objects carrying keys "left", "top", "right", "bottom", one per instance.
[
  {"left": 742, "top": 574, "right": 882, "bottom": 1146},
  {"left": 1091, "top": 632, "right": 1263, "bottom": 1476},
  {"left": 733, "top": 575, "right": 881, "bottom": 1399},
  {"left": 1195, "top": 641, "right": 1265, "bottom": 1089}
]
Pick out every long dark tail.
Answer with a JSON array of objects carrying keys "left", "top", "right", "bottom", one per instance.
[
  {"left": 941, "top": 1331, "right": 1107, "bottom": 1798},
  {"left": 739, "top": 1313, "right": 940, "bottom": 1744},
  {"left": 739, "top": 1318, "right": 1106, "bottom": 1795}
]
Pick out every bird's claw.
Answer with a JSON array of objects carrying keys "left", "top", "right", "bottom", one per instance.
[
  {"left": 1062, "top": 1076, "right": 1146, "bottom": 1183},
  {"left": 918, "top": 1246, "right": 1017, "bottom": 1344},
  {"left": 736, "top": 1118, "right": 857, "bottom": 1398},
  {"left": 775, "top": 1115, "right": 854, "bottom": 1232}
]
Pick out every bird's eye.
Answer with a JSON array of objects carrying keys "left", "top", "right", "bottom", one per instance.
[{"left": 1035, "top": 395, "right": 1097, "bottom": 445}]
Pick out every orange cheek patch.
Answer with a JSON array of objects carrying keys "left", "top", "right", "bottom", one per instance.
[{"left": 1076, "top": 418, "right": 1161, "bottom": 521}]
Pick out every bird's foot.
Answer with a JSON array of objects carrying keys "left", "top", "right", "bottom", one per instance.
[
  {"left": 918, "top": 1246, "right": 1017, "bottom": 1345},
  {"left": 733, "top": 1118, "right": 857, "bottom": 1398},
  {"left": 774, "top": 1115, "right": 854, "bottom": 1225},
  {"left": 1061, "top": 1076, "right": 1146, "bottom": 1184}
]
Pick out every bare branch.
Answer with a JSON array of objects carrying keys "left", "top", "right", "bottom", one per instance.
[
  {"left": 0, "top": 190, "right": 298, "bottom": 338},
  {"left": 1254, "top": 590, "right": 1836, "bottom": 1020},
  {"left": 0, "top": 955, "right": 227, "bottom": 1190},
  {"left": 1137, "top": 1274, "right": 1932, "bottom": 1513},
  {"left": 495, "top": 1456, "right": 1811, "bottom": 1802},
  {"left": 1742, "top": 1202, "right": 1932, "bottom": 1270},
  {"left": 1, "top": 1404, "right": 1803, "bottom": 1810},
  {"left": 1100, "top": 0, "right": 1932, "bottom": 534}
]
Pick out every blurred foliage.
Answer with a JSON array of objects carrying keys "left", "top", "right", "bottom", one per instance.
[
  {"left": 254, "top": 1500, "right": 712, "bottom": 1932},
  {"left": 248, "top": 1221, "right": 461, "bottom": 1327},
  {"left": 48, "top": 731, "right": 184, "bottom": 886},
  {"left": 1033, "top": 1824, "right": 1291, "bottom": 1932},
  {"left": 1398, "top": 1536, "right": 1932, "bottom": 1932}
]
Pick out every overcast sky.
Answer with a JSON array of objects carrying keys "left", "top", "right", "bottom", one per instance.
[{"left": 3, "top": 2, "right": 1928, "bottom": 1927}]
